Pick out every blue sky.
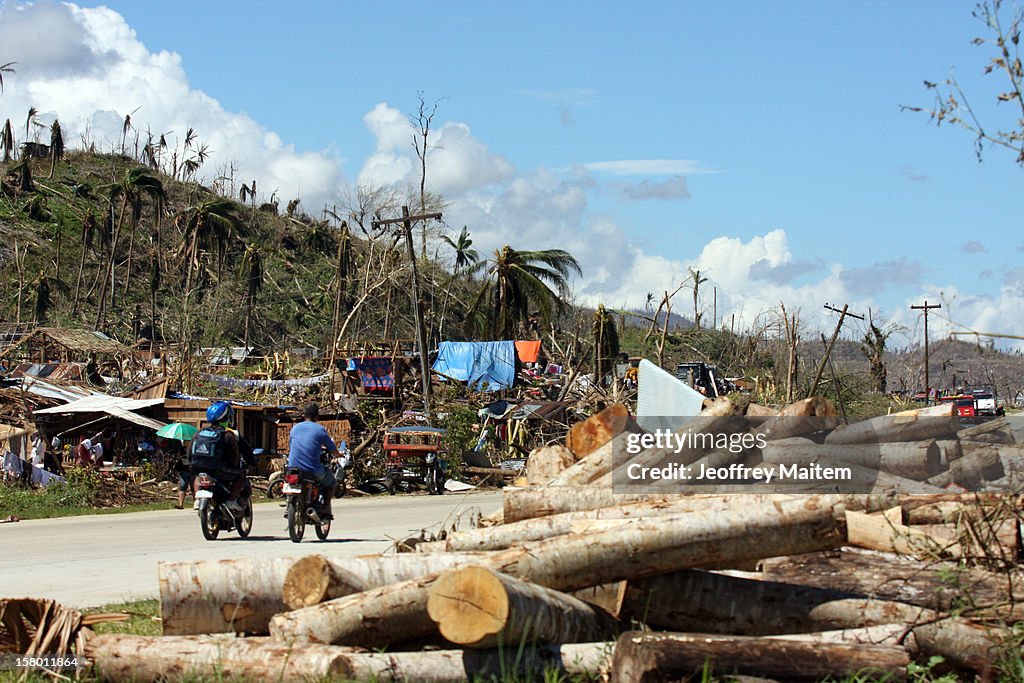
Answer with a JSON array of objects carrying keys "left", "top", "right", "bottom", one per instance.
[{"left": 1, "top": 1, "right": 1022, "bottom": 345}]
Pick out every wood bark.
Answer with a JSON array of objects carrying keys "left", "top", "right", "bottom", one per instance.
[
  {"left": 503, "top": 487, "right": 803, "bottom": 524},
  {"left": 270, "top": 495, "right": 847, "bottom": 646},
  {"left": 761, "top": 440, "right": 941, "bottom": 480},
  {"left": 609, "top": 631, "right": 909, "bottom": 683},
  {"left": 280, "top": 553, "right": 483, "bottom": 610},
  {"left": 427, "top": 566, "right": 619, "bottom": 648},
  {"left": 158, "top": 557, "right": 294, "bottom": 635},
  {"left": 958, "top": 416, "right": 1015, "bottom": 444},
  {"left": 752, "top": 396, "right": 838, "bottom": 442},
  {"left": 546, "top": 439, "right": 615, "bottom": 487},
  {"left": 825, "top": 402, "right": 959, "bottom": 445},
  {"left": 618, "top": 570, "right": 864, "bottom": 635},
  {"left": 161, "top": 553, "right": 490, "bottom": 635},
  {"left": 926, "top": 444, "right": 1005, "bottom": 489},
  {"left": 525, "top": 445, "right": 576, "bottom": 485},
  {"left": 760, "top": 548, "right": 1024, "bottom": 611},
  {"left": 428, "top": 497, "right": 755, "bottom": 553},
  {"left": 84, "top": 634, "right": 611, "bottom": 683},
  {"left": 84, "top": 634, "right": 359, "bottom": 682},
  {"left": 336, "top": 642, "right": 610, "bottom": 682},
  {"left": 846, "top": 509, "right": 959, "bottom": 558}
]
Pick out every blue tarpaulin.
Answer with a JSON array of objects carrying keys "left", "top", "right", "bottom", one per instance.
[{"left": 433, "top": 341, "right": 517, "bottom": 392}]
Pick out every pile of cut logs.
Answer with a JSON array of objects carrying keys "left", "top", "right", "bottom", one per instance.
[{"left": 76, "top": 399, "right": 1024, "bottom": 681}]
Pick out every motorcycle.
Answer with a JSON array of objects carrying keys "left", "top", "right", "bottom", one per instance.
[
  {"left": 282, "top": 465, "right": 334, "bottom": 542},
  {"left": 269, "top": 448, "right": 349, "bottom": 499},
  {"left": 195, "top": 470, "right": 253, "bottom": 541}
]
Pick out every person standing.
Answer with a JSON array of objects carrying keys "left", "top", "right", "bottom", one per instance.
[{"left": 286, "top": 403, "right": 338, "bottom": 519}]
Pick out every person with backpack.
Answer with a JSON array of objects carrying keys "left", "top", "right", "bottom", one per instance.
[{"left": 189, "top": 401, "right": 247, "bottom": 514}]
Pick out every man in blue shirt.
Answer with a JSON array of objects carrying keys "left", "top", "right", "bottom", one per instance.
[{"left": 287, "top": 402, "right": 339, "bottom": 519}]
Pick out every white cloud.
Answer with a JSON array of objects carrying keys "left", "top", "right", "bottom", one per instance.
[
  {"left": 0, "top": 1, "right": 343, "bottom": 210},
  {"left": 582, "top": 159, "right": 720, "bottom": 176}
]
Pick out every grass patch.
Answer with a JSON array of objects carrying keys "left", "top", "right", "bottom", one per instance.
[{"left": 85, "top": 598, "right": 163, "bottom": 638}]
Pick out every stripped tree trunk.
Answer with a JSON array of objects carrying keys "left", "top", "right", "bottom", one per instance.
[
  {"left": 617, "top": 570, "right": 861, "bottom": 635},
  {"left": 760, "top": 548, "right": 1023, "bottom": 611},
  {"left": 160, "top": 553, "right": 490, "bottom": 635},
  {"left": 425, "top": 497, "right": 748, "bottom": 553},
  {"left": 427, "top": 566, "right": 619, "bottom": 648},
  {"left": 270, "top": 495, "right": 847, "bottom": 647},
  {"left": 281, "top": 553, "right": 488, "bottom": 610},
  {"left": 825, "top": 402, "right": 958, "bottom": 444},
  {"left": 609, "top": 631, "right": 908, "bottom": 683},
  {"left": 84, "top": 634, "right": 359, "bottom": 682}
]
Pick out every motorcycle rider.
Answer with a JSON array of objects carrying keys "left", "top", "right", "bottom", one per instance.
[
  {"left": 287, "top": 402, "right": 339, "bottom": 520},
  {"left": 190, "top": 401, "right": 249, "bottom": 514}
]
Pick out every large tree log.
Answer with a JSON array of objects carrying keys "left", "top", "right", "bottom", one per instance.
[
  {"left": 281, "top": 553, "right": 489, "bottom": 610},
  {"left": 618, "top": 570, "right": 862, "bottom": 635},
  {"left": 609, "top": 631, "right": 909, "bottom": 683},
  {"left": 502, "top": 488, "right": 808, "bottom": 525},
  {"left": 84, "top": 634, "right": 610, "bottom": 683},
  {"left": 428, "top": 497, "right": 765, "bottom": 553},
  {"left": 614, "top": 403, "right": 741, "bottom": 475},
  {"left": 825, "top": 402, "right": 959, "bottom": 445},
  {"left": 760, "top": 548, "right": 1023, "bottom": 611},
  {"left": 84, "top": 634, "right": 359, "bottom": 682},
  {"left": 270, "top": 495, "right": 847, "bottom": 646},
  {"left": 958, "top": 416, "right": 1015, "bottom": 444},
  {"left": 752, "top": 396, "right": 838, "bottom": 441},
  {"left": 761, "top": 440, "right": 941, "bottom": 480},
  {"left": 846, "top": 509, "right": 959, "bottom": 558},
  {"left": 158, "top": 558, "right": 294, "bottom": 635},
  {"left": 525, "top": 445, "right": 576, "bottom": 485},
  {"left": 336, "top": 642, "right": 610, "bottom": 682},
  {"left": 161, "top": 553, "right": 490, "bottom": 636},
  {"left": 926, "top": 443, "right": 1005, "bottom": 489},
  {"left": 427, "top": 566, "right": 619, "bottom": 648},
  {"left": 546, "top": 440, "right": 615, "bottom": 487}
]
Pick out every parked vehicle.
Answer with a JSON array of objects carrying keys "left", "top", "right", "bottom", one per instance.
[
  {"left": 382, "top": 426, "right": 447, "bottom": 495},
  {"left": 282, "top": 465, "right": 332, "bottom": 542},
  {"left": 194, "top": 470, "right": 253, "bottom": 541}
]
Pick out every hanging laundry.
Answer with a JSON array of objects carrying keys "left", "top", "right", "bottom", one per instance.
[
  {"left": 355, "top": 356, "right": 395, "bottom": 391},
  {"left": 514, "top": 340, "right": 542, "bottom": 364}
]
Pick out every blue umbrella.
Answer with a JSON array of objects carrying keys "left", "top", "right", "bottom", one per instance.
[{"left": 156, "top": 422, "right": 198, "bottom": 442}]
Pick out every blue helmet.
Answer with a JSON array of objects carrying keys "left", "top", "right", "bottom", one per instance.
[{"left": 206, "top": 401, "right": 233, "bottom": 424}]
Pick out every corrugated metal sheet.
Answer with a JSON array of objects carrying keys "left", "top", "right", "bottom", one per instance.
[{"left": 34, "top": 395, "right": 165, "bottom": 414}]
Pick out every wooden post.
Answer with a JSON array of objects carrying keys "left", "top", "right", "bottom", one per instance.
[
  {"left": 372, "top": 207, "right": 442, "bottom": 418},
  {"left": 911, "top": 300, "right": 941, "bottom": 404}
]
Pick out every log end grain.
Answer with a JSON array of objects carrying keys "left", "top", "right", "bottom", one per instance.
[{"left": 427, "top": 566, "right": 508, "bottom": 647}]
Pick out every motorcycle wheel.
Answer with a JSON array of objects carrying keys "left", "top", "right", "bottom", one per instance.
[
  {"left": 200, "top": 501, "right": 220, "bottom": 540},
  {"left": 266, "top": 475, "right": 284, "bottom": 499},
  {"left": 237, "top": 499, "right": 253, "bottom": 538},
  {"left": 334, "top": 474, "right": 346, "bottom": 498},
  {"left": 286, "top": 497, "right": 305, "bottom": 543},
  {"left": 315, "top": 514, "right": 331, "bottom": 540}
]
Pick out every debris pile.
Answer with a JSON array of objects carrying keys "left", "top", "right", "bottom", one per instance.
[{"left": 7, "top": 396, "right": 1024, "bottom": 681}]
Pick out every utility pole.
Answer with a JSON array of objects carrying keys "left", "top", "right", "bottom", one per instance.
[
  {"left": 808, "top": 303, "right": 864, "bottom": 398},
  {"left": 911, "top": 300, "right": 941, "bottom": 405},
  {"left": 372, "top": 206, "right": 442, "bottom": 418}
]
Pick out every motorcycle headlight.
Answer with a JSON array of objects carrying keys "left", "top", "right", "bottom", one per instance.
[
  {"left": 337, "top": 455, "right": 350, "bottom": 469},
  {"left": 425, "top": 453, "right": 436, "bottom": 464}
]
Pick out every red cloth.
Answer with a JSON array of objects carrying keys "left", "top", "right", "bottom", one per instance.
[
  {"left": 515, "top": 340, "right": 542, "bottom": 364},
  {"left": 76, "top": 443, "right": 93, "bottom": 467}
]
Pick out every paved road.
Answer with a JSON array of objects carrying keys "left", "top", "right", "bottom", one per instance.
[{"left": 1, "top": 490, "right": 502, "bottom": 608}]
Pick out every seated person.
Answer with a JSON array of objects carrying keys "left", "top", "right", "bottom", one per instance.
[
  {"left": 190, "top": 401, "right": 248, "bottom": 514},
  {"left": 287, "top": 402, "right": 339, "bottom": 519}
]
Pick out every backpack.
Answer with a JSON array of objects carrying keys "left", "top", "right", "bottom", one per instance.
[{"left": 190, "top": 426, "right": 225, "bottom": 470}]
